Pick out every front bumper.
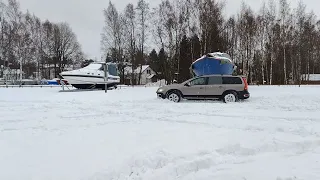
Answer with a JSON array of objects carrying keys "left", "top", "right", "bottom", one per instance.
[
  {"left": 156, "top": 87, "right": 167, "bottom": 99},
  {"left": 157, "top": 93, "right": 166, "bottom": 99}
]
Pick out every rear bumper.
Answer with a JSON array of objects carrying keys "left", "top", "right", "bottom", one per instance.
[{"left": 238, "top": 90, "right": 250, "bottom": 99}]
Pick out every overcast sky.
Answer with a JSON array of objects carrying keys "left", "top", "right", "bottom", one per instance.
[{"left": 18, "top": 0, "right": 319, "bottom": 60}]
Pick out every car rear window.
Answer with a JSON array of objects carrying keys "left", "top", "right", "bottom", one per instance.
[{"left": 222, "top": 77, "right": 242, "bottom": 84}]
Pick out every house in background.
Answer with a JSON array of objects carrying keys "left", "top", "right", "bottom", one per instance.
[
  {"left": 3, "top": 68, "right": 25, "bottom": 81},
  {"left": 124, "top": 65, "right": 157, "bottom": 85},
  {"left": 301, "top": 74, "right": 320, "bottom": 84}
]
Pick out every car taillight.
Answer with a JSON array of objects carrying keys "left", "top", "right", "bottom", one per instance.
[{"left": 242, "top": 77, "right": 248, "bottom": 90}]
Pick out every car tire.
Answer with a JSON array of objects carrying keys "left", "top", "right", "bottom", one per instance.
[
  {"left": 223, "top": 91, "right": 238, "bottom": 103},
  {"left": 167, "top": 91, "right": 181, "bottom": 103}
]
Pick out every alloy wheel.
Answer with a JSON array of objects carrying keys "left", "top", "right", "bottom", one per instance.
[
  {"left": 168, "top": 93, "right": 180, "bottom": 103},
  {"left": 224, "top": 93, "right": 236, "bottom": 103}
]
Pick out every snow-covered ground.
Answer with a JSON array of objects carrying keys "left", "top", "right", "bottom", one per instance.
[{"left": 1, "top": 85, "right": 320, "bottom": 180}]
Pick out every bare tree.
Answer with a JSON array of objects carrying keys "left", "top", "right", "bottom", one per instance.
[
  {"left": 237, "top": 2, "right": 258, "bottom": 83},
  {"left": 265, "top": 0, "right": 276, "bottom": 85},
  {"left": 279, "top": 0, "right": 291, "bottom": 84},
  {"left": 151, "top": 0, "right": 175, "bottom": 82},
  {"left": 256, "top": 2, "right": 268, "bottom": 84},
  {"left": 101, "top": 1, "right": 124, "bottom": 61},
  {"left": 6, "top": 0, "right": 30, "bottom": 81},
  {"left": 58, "top": 23, "right": 81, "bottom": 73},
  {"left": 101, "top": 0, "right": 320, "bottom": 85},
  {"left": 136, "top": 0, "right": 149, "bottom": 85},
  {"left": 31, "top": 14, "right": 43, "bottom": 79},
  {"left": 124, "top": 3, "right": 137, "bottom": 85},
  {"left": 101, "top": 1, "right": 126, "bottom": 83},
  {"left": 0, "top": 0, "right": 84, "bottom": 80},
  {"left": 0, "top": 0, "right": 6, "bottom": 73},
  {"left": 295, "top": 0, "right": 306, "bottom": 86}
]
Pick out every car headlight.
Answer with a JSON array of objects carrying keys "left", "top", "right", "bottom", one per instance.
[{"left": 157, "top": 88, "right": 164, "bottom": 93}]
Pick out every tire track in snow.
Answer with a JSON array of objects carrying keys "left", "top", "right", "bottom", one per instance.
[{"left": 87, "top": 139, "right": 320, "bottom": 180}]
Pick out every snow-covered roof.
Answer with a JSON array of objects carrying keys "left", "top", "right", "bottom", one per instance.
[
  {"left": 124, "top": 65, "right": 150, "bottom": 75},
  {"left": 207, "top": 52, "right": 232, "bottom": 62},
  {"left": 193, "top": 52, "right": 233, "bottom": 64},
  {"left": 301, "top": 74, "right": 320, "bottom": 81},
  {"left": 208, "top": 52, "right": 231, "bottom": 59}
]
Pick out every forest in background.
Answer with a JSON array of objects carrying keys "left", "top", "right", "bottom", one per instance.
[
  {"left": 1, "top": 0, "right": 320, "bottom": 85},
  {"left": 101, "top": 0, "right": 320, "bottom": 85},
  {"left": 0, "top": 0, "right": 84, "bottom": 79}
]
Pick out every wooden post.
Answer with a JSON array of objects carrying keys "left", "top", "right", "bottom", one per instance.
[
  {"left": 61, "top": 79, "right": 65, "bottom": 91},
  {"left": 104, "top": 63, "right": 108, "bottom": 93}
]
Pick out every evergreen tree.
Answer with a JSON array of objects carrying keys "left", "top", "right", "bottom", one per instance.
[
  {"left": 148, "top": 49, "right": 159, "bottom": 74},
  {"left": 178, "top": 35, "right": 192, "bottom": 83}
]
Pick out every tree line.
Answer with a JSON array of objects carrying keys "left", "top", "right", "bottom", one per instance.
[
  {"left": 0, "top": 0, "right": 84, "bottom": 80},
  {"left": 101, "top": 0, "right": 320, "bottom": 85}
]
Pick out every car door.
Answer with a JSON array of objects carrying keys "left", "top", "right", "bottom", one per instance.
[
  {"left": 204, "top": 76, "right": 225, "bottom": 97},
  {"left": 180, "top": 77, "right": 208, "bottom": 98}
]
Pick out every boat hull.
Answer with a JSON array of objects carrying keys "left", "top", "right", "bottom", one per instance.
[
  {"left": 71, "top": 83, "right": 119, "bottom": 90},
  {"left": 191, "top": 57, "right": 235, "bottom": 76},
  {"left": 60, "top": 74, "right": 120, "bottom": 90}
]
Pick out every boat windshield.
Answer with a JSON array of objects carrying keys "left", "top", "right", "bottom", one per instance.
[
  {"left": 83, "top": 63, "right": 118, "bottom": 76},
  {"left": 83, "top": 63, "right": 102, "bottom": 70},
  {"left": 108, "top": 64, "right": 118, "bottom": 76}
]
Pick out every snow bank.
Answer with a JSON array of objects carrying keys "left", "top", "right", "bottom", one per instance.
[{"left": 145, "top": 79, "right": 167, "bottom": 87}]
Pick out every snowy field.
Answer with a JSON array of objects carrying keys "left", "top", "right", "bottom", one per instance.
[{"left": 1, "top": 85, "right": 320, "bottom": 180}]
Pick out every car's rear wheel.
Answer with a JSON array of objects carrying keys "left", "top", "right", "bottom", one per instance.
[
  {"left": 223, "top": 92, "right": 238, "bottom": 103},
  {"left": 167, "top": 91, "right": 181, "bottom": 103}
]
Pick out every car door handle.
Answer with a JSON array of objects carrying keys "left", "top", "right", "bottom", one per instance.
[
  {"left": 219, "top": 86, "right": 223, "bottom": 88},
  {"left": 200, "top": 87, "right": 204, "bottom": 89}
]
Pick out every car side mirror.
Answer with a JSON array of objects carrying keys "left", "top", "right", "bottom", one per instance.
[{"left": 185, "top": 83, "right": 190, "bottom": 87}]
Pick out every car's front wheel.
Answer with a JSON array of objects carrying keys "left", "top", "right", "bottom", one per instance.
[
  {"left": 223, "top": 92, "right": 238, "bottom": 103},
  {"left": 167, "top": 91, "right": 181, "bottom": 103}
]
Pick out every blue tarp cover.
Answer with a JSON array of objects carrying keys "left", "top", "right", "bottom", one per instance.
[{"left": 191, "top": 53, "right": 235, "bottom": 76}]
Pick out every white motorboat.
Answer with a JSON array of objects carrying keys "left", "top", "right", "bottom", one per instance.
[{"left": 59, "top": 62, "right": 120, "bottom": 89}]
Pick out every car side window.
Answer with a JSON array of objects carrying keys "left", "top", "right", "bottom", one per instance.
[
  {"left": 189, "top": 77, "right": 207, "bottom": 86},
  {"left": 222, "top": 77, "right": 242, "bottom": 84},
  {"left": 208, "top": 76, "right": 222, "bottom": 85}
]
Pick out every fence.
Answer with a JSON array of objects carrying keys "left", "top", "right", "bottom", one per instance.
[{"left": 0, "top": 85, "right": 73, "bottom": 88}]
